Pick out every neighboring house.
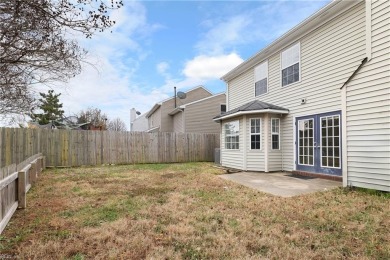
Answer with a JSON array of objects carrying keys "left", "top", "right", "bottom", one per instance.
[
  {"left": 214, "top": 0, "right": 389, "bottom": 191},
  {"left": 146, "top": 86, "right": 225, "bottom": 133},
  {"left": 130, "top": 108, "right": 148, "bottom": 132},
  {"left": 169, "top": 93, "right": 226, "bottom": 133}
]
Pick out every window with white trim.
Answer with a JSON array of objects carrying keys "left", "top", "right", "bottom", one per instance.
[
  {"left": 271, "top": 118, "right": 280, "bottom": 150},
  {"left": 221, "top": 104, "right": 226, "bottom": 113},
  {"left": 281, "top": 42, "right": 300, "bottom": 86},
  {"left": 254, "top": 61, "right": 268, "bottom": 96},
  {"left": 250, "top": 118, "right": 261, "bottom": 149},
  {"left": 224, "top": 120, "right": 239, "bottom": 149}
]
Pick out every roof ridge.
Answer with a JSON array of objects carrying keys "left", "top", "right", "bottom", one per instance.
[{"left": 240, "top": 100, "right": 258, "bottom": 111}]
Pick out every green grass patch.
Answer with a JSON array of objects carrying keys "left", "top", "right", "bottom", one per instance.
[{"left": 353, "top": 187, "right": 390, "bottom": 198}]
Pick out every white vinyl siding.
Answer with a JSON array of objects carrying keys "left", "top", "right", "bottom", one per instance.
[
  {"left": 345, "top": 0, "right": 390, "bottom": 192},
  {"left": 225, "top": 2, "right": 365, "bottom": 172},
  {"left": 172, "top": 112, "right": 183, "bottom": 133},
  {"left": 221, "top": 118, "right": 244, "bottom": 169}
]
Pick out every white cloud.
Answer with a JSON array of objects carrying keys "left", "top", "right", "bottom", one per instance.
[
  {"left": 183, "top": 53, "right": 243, "bottom": 81},
  {"left": 157, "top": 62, "right": 170, "bottom": 75},
  {"left": 196, "top": 15, "right": 252, "bottom": 55},
  {"left": 196, "top": 1, "right": 329, "bottom": 55}
]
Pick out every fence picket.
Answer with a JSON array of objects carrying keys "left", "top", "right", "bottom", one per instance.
[{"left": 0, "top": 128, "right": 220, "bottom": 167}]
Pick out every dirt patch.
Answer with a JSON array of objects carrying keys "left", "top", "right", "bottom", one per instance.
[{"left": 160, "top": 172, "right": 186, "bottom": 179}]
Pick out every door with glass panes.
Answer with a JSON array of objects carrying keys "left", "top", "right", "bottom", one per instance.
[{"left": 296, "top": 111, "right": 342, "bottom": 176}]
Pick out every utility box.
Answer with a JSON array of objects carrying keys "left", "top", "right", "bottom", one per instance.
[{"left": 214, "top": 148, "right": 220, "bottom": 164}]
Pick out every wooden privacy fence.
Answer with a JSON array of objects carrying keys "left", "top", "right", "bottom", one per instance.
[
  {"left": 0, "top": 153, "right": 45, "bottom": 234},
  {"left": 0, "top": 128, "right": 220, "bottom": 168}
]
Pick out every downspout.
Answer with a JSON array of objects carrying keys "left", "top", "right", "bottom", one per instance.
[
  {"left": 174, "top": 86, "right": 177, "bottom": 108},
  {"left": 340, "top": 58, "right": 368, "bottom": 90},
  {"left": 220, "top": 121, "right": 223, "bottom": 165},
  {"left": 281, "top": 114, "right": 284, "bottom": 172},
  {"left": 365, "top": 0, "right": 372, "bottom": 61},
  {"left": 340, "top": 57, "right": 368, "bottom": 187},
  {"left": 243, "top": 115, "right": 247, "bottom": 171}
]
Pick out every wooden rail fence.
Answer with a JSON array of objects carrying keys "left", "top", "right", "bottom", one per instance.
[
  {"left": 0, "top": 128, "right": 220, "bottom": 168},
  {"left": 0, "top": 153, "right": 45, "bottom": 234}
]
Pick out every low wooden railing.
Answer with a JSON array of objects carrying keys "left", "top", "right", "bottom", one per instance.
[{"left": 0, "top": 153, "right": 45, "bottom": 234}]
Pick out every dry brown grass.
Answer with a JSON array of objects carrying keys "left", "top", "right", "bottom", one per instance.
[{"left": 0, "top": 163, "right": 389, "bottom": 259}]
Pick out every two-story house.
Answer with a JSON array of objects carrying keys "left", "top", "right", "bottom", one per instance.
[
  {"left": 214, "top": 0, "right": 389, "bottom": 191},
  {"left": 146, "top": 86, "right": 226, "bottom": 134}
]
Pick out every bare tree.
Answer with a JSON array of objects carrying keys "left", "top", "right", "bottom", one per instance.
[
  {"left": 107, "top": 117, "right": 127, "bottom": 131},
  {"left": 0, "top": 0, "right": 123, "bottom": 118},
  {"left": 77, "top": 107, "right": 108, "bottom": 130}
]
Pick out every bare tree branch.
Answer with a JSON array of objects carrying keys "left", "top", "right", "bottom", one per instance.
[{"left": 0, "top": 0, "right": 123, "bottom": 119}]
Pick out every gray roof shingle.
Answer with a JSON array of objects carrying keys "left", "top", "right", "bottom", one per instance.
[{"left": 214, "top": 100, "right": 289, "bottom": 120}]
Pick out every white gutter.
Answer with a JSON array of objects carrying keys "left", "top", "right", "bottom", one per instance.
[
  {"left": 145, "top": 103, "right": 161, "bottom": 118},
  {"left": 168, "top": 107, "right": 184, "bottom": 116},
  {"left": 213, "top": 109, "right": 289, "bottom": 122},
  {"left": 221, "top": 0, "right": 361, "bottom": 82},
  {"left": 180, "top": 92, "right": 226, "bottom": 108},
  {"left": 146, "top": 126, "right": 160, "bottom": 133}
]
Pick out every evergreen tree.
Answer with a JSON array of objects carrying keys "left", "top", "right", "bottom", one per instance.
[{"left": 35, "top": 90, "right": 64, "bottom": 125}]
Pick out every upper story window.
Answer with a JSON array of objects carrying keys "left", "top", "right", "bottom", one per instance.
[
  {"left": 250, "top": 118, "right": 261, "bottom": 149},
  {"left": 281, "top": 42, "right": 300, "bottom": 86},
  {"left": 254, "top": 61, "right": 268, "bottom": 96},
  {"left": 221, "top": 104, "right": 227, "bottom": 113},
  {"left": 224, "top": 120, "right": 239, "bottom": 149}
]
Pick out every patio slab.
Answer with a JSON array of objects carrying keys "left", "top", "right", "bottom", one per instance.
[{"left": 219, "top": 171, "right": 342, "bottom": 197}]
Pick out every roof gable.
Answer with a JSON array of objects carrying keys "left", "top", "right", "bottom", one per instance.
[{"left": 221, "top": 0, "right": 362, "bottom": 82}]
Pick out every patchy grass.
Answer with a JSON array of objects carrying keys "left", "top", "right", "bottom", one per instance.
[{"left": 0, "top": 163, "right": 389, "bottom": 259}]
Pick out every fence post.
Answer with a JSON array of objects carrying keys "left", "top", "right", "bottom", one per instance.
[
  {"left": 42, "top": 156, "right": 46, "bottom": 170},
  {"left": 18, "top": 171, "right": 26, "bottom": 209},
  {"left": 30, "top": 162, "right": 36, "bottom": 183},
  {"left": 38, "top": 158, "right": 42, "bottom": 174}
]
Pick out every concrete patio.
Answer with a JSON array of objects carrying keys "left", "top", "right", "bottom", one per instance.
[{"left": 219, "top": 171, "right": 342, "bottom": 197}]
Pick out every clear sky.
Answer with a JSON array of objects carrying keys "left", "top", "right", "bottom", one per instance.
[{"left": 39, "top": 0, "right": 330, "bottom": 129}]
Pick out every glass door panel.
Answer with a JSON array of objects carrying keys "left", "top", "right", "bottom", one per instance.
[
  {"left": 320, "top": 115, "right": 341, "bottom": 169},
  {"left": 296, "top": 111, "right": 342, "bottom": 176},
  {"left": 298, "top": 119, "right": 314, "bottom": 166}
]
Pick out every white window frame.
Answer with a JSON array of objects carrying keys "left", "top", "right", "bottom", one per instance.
[
  {"left": 297, "top": 119, "right": 314, "bottom": 166},
  {"left": 249, "top": 118, "right": 261, "bottom": 150},
  {"left": 320, "top": 115, "right": 341, "bottom": 169},
  {"left": 221, "top": 104, "right": 227, "bottom": 113},
  {"left": 224, "top": 120, "right": 240, "bottom": 150},
  {"left": 271, "top": 118, "right": 280, "bottom": 150},
  {"left": 280, "top": 42, "right": 301, "bottom": 87},
  {"left": 254, "top": 60, "right": 268, "bottom": 97}
]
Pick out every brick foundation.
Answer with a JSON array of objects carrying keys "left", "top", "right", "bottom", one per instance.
[{"left": 292, "top": 170, "right": 342, "bottom": 182}]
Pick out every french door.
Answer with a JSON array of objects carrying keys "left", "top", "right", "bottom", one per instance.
[{"left": 296, "top": 111, "right": 342, "bottom": 176}]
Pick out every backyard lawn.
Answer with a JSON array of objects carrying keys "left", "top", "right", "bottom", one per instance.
[{"left": 0, "top": 163, "right": 389, "bottom": 259}]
